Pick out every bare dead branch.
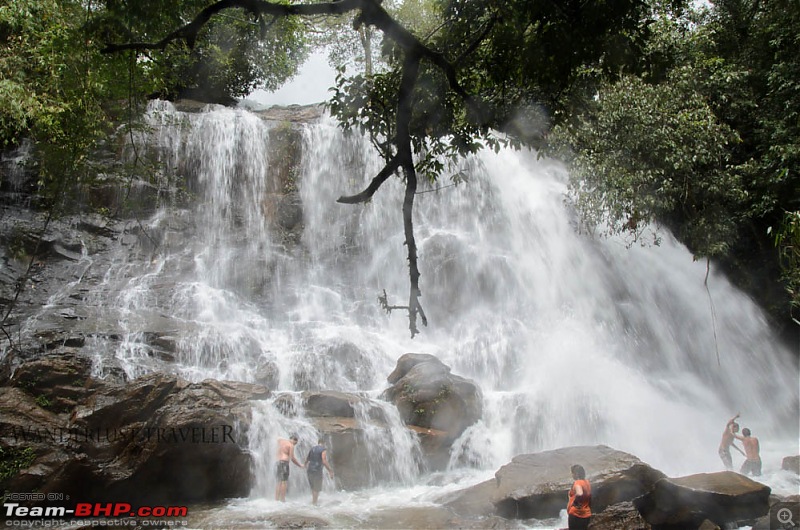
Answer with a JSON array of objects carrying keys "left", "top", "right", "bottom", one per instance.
[
  {"left": 395, "top": 53, "right": 427, "bottom": 337},
  {"left": 378, "top": 289, "right": 408, "bottom": 313}
]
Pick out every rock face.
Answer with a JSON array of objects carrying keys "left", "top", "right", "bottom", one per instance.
[
  {"left": 782, "top": 455, "right": 800, "bottom": 475},
  {"left": 632, "top": 471, "right": 771, "bottom": 528},
  {"left": 382, "top": 353, "right": 482, "bottom": 441},
  {"left": 588, "top": 501, "right": 652, "bottom": 530},
  {"left": 443, "top": 445, "right": 665, "bottom": 520},
  {"left": 1, "top": 353, "right": 268, "bottom": 504}
]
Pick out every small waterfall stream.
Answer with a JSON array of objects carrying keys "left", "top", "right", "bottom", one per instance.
[{"left": 76, "top": 100, "right": 797, "bottom": 526}]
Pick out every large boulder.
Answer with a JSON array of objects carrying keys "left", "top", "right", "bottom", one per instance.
[
  {"left": 302, "top": 390, "right": 362, "bottom": 418},
  {"left": 382, "top": 353, "right": 482, "bottom": 441},
  {"left": 632, "top": 471, "right": 771, "bottom": 529},
  {"left": 296, "top": 390, "right": 452, "bottom": 488},
  {"left": 1, "top": 353, "right": 270, "bottom": 505},
  {"left": 443, "top": 445, "right": 665, "bottom": 520},
  {"left": 70, "top": 375, "right": 268, "bottom": 504},
  {"left": 588, "top": 501, "right": 652, "bottom": 530},
  {"left": 782, "top": 455, "right": 800, "bottom": 475}
]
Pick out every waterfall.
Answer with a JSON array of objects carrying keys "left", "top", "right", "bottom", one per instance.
[{"left": 84, "top": 101, "right": 796, "bottom": 509}]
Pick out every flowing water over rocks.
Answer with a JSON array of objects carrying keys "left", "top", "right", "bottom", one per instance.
[{"left": 1, "top": 101, "right": 798, "bottom": 528}]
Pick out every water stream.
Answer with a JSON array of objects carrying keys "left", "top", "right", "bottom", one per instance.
[{"left": 77, "top": 101, "right": 798, "bottom": 527}]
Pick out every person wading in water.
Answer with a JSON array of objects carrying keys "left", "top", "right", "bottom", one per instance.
[
  {"left": 305, "top": 437, "right": 334, "bottom": 505},
  {"left": 275, "top": 433, "right": 303, "bottom": 502},
  {"left": 718, "top": 413, "right": 745, "bottom": 470}
]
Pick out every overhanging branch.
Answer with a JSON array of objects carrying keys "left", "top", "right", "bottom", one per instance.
[
  {"left": 336, "top": 154, "right": 400, "bottom": 204},
  {"left": 104, "top": 0, "right": 497, "bottom": 337}
]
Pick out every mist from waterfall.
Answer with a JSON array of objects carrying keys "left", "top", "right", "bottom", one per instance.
[{"left": 84, "top": 101, "right": 797, "bottom": 515}]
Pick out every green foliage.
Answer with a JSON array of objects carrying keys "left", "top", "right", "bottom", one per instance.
[
  {"left": 329, "top": 0, "right": 652, "bottom": 179},
  {"left": 0, "top": 0, "right": 125, "bottom": 206},
  {"left": 773, "top": 211, "right": 800, "bottom": 323},
  {"left": 94, "top": 1, "right": 308, "bottom": 102},
  {"left": 550, "top": 0, "right": 800, "bottom": 322},
  {"left": 554, "top": 73, "right": 743, "bottom": 256},
  {"left": 0, "top": 446, "right": 36, "bottom": 482},
  {"left": 35, "top": 394, "right": 52, "bottom": 408}
]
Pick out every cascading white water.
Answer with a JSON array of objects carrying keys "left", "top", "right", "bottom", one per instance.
[{"left": 85, "top": 101, "right": 797, "bottom": 524}]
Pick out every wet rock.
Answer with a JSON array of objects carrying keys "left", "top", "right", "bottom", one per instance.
[
  {"left": 632, "top": 471, "right": 771, "bottom": 529},
  {"left": 254, "top": 358, "right": 280, "bottom": 389},
  {"left": 382, "top": 353, "right": 482, "bottom": 441},
  {"left": 386, "top": 353, "right": 441, "bottom": 383},
  {"left": 588, "top": 501, "right": 651, "bottom": 530},
  {"left": 443, "top": 445, "right": 665, "bottom": 520},
  {"left": 4, "top": 351, "right": 98, "bottom": 413},
  {"left": 293, "top": 341, "right": 376, "bottom": 391},
  {"left": 309, "top": 416, "right": 369, "bottom": 490},
  {"left": 1, "top": 354, "right": 270, "bottom": 506},
  {"left": 253, "top": 104, "right": 325, "bottom": 124},
  {"left": 441, "top": 478, "right": 499, "bottom": 518},
  {"left": 310, "top": 414, "right": 427, "bottom": 491},
  {"left": 362, "top": 505, "right": 527, "bottom": 530},
  {"left": 782, "top": 455, "right": 800, "bottom": 474},
  {"left": 265, "top": 514, "right": 329, "bottom": 528},
  {"left": 303, "top": 390, "right": 361, "bottom": 418},
  {"left": 0, "top": 386, "right": 79, "bottom": 495}
]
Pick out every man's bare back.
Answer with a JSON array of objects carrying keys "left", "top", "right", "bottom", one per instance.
[
  {"left": 277, "top": 438, "right": 295, "bottom": 462},
  {"left": 742, "top": 435, "right": 760, "bottom": 460}
]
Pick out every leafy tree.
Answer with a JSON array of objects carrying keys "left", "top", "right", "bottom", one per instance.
[
  {"left": 0, "top": 0, "right": 128, "bottom": 197},
  {"left": 92, "top": 0, "right": 308, "bottom": 103},
  {"left": 550, "top": 0, "right": 800, "bottom": 330},
  {"left": 103, "top": 0, "right": 654, "bottom": 336}
]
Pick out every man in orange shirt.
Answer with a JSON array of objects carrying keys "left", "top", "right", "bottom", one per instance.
[{"left": 567, "top": 464, "right": 591, "bottom": 530}]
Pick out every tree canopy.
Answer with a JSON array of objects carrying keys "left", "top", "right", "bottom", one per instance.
[
  {"left": 2, "top": 0, "right": 797, "bottom": 336},
  {"left": 549, "top": 0, "right": 800, "bottom": 329}
]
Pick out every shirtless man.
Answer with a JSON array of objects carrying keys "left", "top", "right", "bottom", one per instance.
[
  {"left": 275, "top": 434, "right": 304, "bottom": 502},
  {"left": 718, "top": 413, "right": 745, "bottom": 470},
  {"left": 735, "top": 427, "right": 762, "bottom": 476}
]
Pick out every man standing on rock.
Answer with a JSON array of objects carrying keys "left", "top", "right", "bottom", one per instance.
[
  {"left": 718, "top": 413, "right": 745, "bottom": 470},
  {"left": 275, "top": 433, "right": 304, "bottom": 502},
  {"left": 305, "top": 437, "right": 334, "bottom": 505},
  {"left": 735, "top": 427, "right": 762, "bottom": 476}
]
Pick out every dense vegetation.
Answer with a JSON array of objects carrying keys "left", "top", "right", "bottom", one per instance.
[{"left": 1, "top": 0, "right": 797, "bottom": 337}]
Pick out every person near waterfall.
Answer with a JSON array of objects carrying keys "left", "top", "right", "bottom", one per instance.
[
  {"left": 734, "top": 427, "right": 762, "bottom": 476},
  {"left": 275, "top": 433, "right": 304, "bottom": 502},
  {"left": 718, "top": 413, "right": 745, "bottom": 470},
  {"left": 305, "top": 437, "right": 334, "bottom": 505},
  {"left": 567, "top": 464, "right": 592, "bottom": 530}
]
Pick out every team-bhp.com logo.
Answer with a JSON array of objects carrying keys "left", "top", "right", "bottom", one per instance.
[{"left": 4, "top": 502, "right": 188, "bottom": 527}]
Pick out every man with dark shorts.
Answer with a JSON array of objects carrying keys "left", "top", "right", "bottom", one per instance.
[
  {"left": 275, "top": 433, "right": 303, "bottom": 502},
  {"left": 305, "top": 437, "right": 334, "bottom": 505},
  {"left": 718, "top": 413, "right": 745, "bottom": 470},
  {"left": 735, "top": 427, "right": 762, "bottom": 476}
]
